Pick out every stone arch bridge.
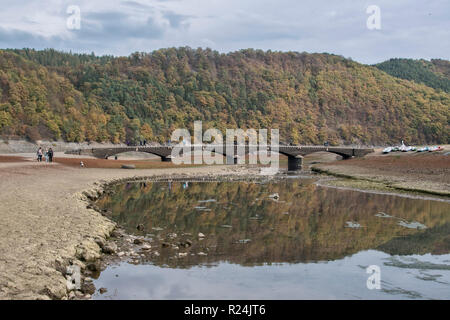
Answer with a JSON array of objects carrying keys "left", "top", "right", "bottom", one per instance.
[{"left": 65, "top": 145, "right": 373, "bottom": 171}]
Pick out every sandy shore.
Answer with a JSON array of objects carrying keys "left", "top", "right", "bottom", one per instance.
[
  {"left": 311, "top": 150, "right": 449, "bottom": 197},
  {"left": 1, "top": 148, "right": 448, "bottom": 299},
  {"left": 0, "top": 156, "right": 257, "bottom": 300}
]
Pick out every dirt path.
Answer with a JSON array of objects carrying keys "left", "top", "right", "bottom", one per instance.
[{"left": 0, "top": 160, "right": 255, "bottom": 299}]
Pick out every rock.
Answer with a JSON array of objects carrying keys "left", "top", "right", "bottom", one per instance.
[
  {"left": 110, "top": 229, "right": 124, "bottom": 238},
  {"left": 99, "top": 288, "right": 108, "bottom": 294},
  {"left": 86, "top": 261, "right": 101, "bottom": 272},
  {"left": 121, "top": 164, "right": 136, "bottom": 169},
  {"left": 178, "top": 252, "right": 188, "bottom": 257},
  {"left": 198, "top": 232, "right": 205, "bottom": 238},
  {"left": 153, "top": 251, "right": 160, "bottom": 257},
  {"left": 161, "top": 242, "right": 170, "bottom": 248},
  {"left": 69, "top": 291, "right": 75, "bottom": 299},
  {"left": 133, "top": 238, "right": 143, "bottom": 245},
  {"left": 81, "top": 281, "right": 95, "bottom": 295},
  {"left": 136, "top": 224, "right": 145, "bottom": 231},
  {"left": 197, "top": 252, "right": 207, "bottom": 256},
  {"left": 141, "top": 244, "right": 151, "bottom": 251},
  {"left": 94, "top": 237, "right": 106, "bottom": 249},
  {"left": 75, "top": 290, "right": 84, "bottom": 297},
  {"left": 85, "top": 294, "right": 91, "bottom": 299},
  {"left": 102, "top": 242, "right": 117, "bottom": 254},
  {"left": 75, "top": 240, "right": 102, "bottom": 262},
  {"left": 117, "top": 251, "right": 125, "bottom": 257}
]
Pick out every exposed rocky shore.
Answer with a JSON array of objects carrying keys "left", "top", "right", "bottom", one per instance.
[
  {"left": 0, "top": 157, "right": 258, "bottom": 300},
  {"left": 311, "top": 151, "right": 449, "bottom": 199},
  {"left": 1, "top": 148, "right": 447, "bottom": 299}
]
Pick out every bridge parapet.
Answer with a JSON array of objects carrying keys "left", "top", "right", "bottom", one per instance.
[{"left": 65, "top": 145, "right": 374, "bottom": 165}]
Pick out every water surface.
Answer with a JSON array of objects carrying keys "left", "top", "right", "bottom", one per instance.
[{"left": 94, "top": 179, "right": 450, "bottom": 299}]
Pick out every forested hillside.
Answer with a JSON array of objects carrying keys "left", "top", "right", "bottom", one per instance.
[
  {"left": 0, "top": 48, "right": 449, "bottom": 145},
  {"left": 375, "top": 58, "right": 450, "bottom": 93}
]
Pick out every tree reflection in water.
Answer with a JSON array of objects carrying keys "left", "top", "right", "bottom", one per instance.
[{"left": 96, "top": 180, "right": 450, "bottom": 268}]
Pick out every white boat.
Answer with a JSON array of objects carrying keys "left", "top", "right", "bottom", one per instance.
[
  {"left": 429, "top": 146, "right": 443, "bottom": 152},
  {"left": 399, "top": 142, "right": 408, "bottom": 152},
  {"left": 417, "top": 146, "right": 428, "bottom": 152},
  {"left": 399, "top": 140, "right": 413, "bottom": 152},
  {"left": 382, "top": 147, "right": 392, "bottom": 154}
]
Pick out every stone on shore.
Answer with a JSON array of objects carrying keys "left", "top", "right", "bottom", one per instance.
[
  {"left": 102, "top": 242, "right": 117, "bottom": 254},
  {"left": 121, "top": 164, "right": 136, "bottom": 169}
]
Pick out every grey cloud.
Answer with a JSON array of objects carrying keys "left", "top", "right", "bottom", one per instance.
[
  {"left": 163, "top": 11, "right": 191, "bottom": 28},
  {"left": 81, "top": 11, "right": 165, "bottom": 40},
  {"left": 0, "top": 0, "right": 448, "bottom": 63},
  {"left": 121, "top": 1, "right": 151, "bottom": 9},
  {"left": 0, "top": 27, "right": 55, "bottom": 49}
]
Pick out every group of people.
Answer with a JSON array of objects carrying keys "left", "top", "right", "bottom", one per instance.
[{"left": 36, "top": 147, "right": 54, "bottom": 162}]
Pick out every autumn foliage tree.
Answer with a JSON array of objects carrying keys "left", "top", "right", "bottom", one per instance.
[{"left": 0, "top": 48, "right": 448, "bottom": 145}]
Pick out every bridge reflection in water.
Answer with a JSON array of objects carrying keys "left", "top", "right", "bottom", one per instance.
[{"left": 66, "top": 145, "right": 374, "bottom": 170}]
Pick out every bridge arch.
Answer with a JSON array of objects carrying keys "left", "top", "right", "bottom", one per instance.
[{"left": 66, "top": 145, "right": 372, "bottom": 170}]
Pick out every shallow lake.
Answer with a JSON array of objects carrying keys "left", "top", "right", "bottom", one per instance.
[{"left": 93, "top": 178, "right": 450, "bottom": 299}]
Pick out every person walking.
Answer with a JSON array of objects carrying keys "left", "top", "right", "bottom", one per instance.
[
  {"left": 45, "top": 148, "right": 49, "bottom": 162},
  {"left": 37, "top": 147, "right": 43, "bottom": 162},
  {"left": 48, "top": 148, "right": 54, "bottom": 162}
]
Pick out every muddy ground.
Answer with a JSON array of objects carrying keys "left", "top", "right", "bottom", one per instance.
[
  {"left": 311, "top": 150, "right": 449, "bottom": 197},
  {"left": 0, "top": 156, "right": 258, "bottom": 300},
  {"left": 0, "top": 148, "right": 448, "bottom": 299}
]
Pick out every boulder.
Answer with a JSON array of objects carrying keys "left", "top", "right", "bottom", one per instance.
[
  {"left": 102, "top": 242, "right": 117, "bottom": 254},
  {"left": 86, "top": 261, "right": 101, "bottom": 272},
  {"left": 81, "top": 281, "right": 95, "bottom": 295}
]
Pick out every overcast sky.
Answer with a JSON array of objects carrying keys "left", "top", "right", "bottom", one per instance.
[{"left": 0, "top": 0, "right": 448, "bottom": 64}]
